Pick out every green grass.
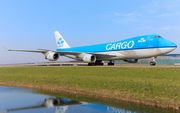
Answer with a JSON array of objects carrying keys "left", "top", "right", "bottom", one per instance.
[{"left": 0, "top": 67, "right": 180, "bottom": 105}]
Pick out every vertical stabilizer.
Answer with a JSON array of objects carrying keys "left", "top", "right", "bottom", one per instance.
[{"left": 54, "top": 31, "right": 70, "bottom": 49}]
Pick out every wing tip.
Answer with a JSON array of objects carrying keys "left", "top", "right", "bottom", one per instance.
[{"left": 2, "top": 46, "right": 9, "bottom": 51}]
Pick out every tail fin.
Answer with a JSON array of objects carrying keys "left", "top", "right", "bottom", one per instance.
[{"left": 54, "top": 31, "right": 70, "bottom": 49}]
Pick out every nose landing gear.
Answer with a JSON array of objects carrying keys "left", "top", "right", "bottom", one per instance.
[
  {"left": 150, "top": 61, "right": 156, "bottom": 66},
  {"left": 150, "top": 57, "right": 157, "bottom": 66}
]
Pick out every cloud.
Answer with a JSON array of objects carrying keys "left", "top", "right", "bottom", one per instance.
[
  {"left": 114, "top": 12, "right": 121, "bottom": 16},
  {"left": 143, "top": 1, "right": 180, "bottom": 9},
  {"left": 160, "top": 26, "right": 180, "bottom": 31},
  {"left": 113, "top": 12, "right": 134, "bottom": 17},
  {"left": 159, "top": 12, "right": 180, "bottom": 17},
  {"left": 142, "top": 1, "right": 180, "bottom": 14},
  {"left": 160, "top": 26, "right": 171, "bottom": 30},
  {"left": 113, "top": 12, "right": 139, "bottom": 24}
]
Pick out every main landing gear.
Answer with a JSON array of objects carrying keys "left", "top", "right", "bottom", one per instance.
[
  {"left": 150, "top": 57, "right": 157, "bottom": 66},
  {"left": 88, "top": 61, "right": 104, "bottom": 66},
  {"left": 88, "top": 63, "right": 94, "bottom": 66},
  {"left": 95, "top": 61, "right": 104, "bottom": 65},
  {"left": 108, "top": 61, "right": 114, "bottom": 66}
]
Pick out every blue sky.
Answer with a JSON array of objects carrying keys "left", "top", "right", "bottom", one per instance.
[{"left": 0, "top": 0, "right": 180, "bottom": 64}]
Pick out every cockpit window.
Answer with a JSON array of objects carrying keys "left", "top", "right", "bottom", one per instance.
[{"left": 154, "top": 36, "right": 162, "bottom": 38}]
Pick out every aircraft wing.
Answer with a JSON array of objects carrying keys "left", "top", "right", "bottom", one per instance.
[
  {"left": 3, "top": 46, "right": 117, "bottom": 57},
  {"left": 3, "top": 46, "right": 47, "bottom": 53},
  {"left": 51, "top": 51, "right": 117, "bottom": 57}
]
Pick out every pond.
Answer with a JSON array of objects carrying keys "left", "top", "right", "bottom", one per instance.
[{"left": 0, "top": 86, "right": 178, "bottom": 113}]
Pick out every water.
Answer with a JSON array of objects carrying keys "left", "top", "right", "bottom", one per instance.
[{"left": 0, "top": 86, "right": 178, "bottom": 113}]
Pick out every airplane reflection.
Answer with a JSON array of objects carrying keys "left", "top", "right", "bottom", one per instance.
[{"left": 3, "top": 98, "right": 87, "bottom": 113}]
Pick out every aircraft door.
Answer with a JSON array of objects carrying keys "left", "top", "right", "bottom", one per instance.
[
  {"left": 156, "top": 38, "right": 161, "bottom": 52},
  {"left": 147, "top": 37, "right": 158, "bottom": 48},
  {"left": 147, "top": 37, "right": 160, "bottom": 53}
]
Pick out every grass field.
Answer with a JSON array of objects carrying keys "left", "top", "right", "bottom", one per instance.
[{"left": 0, "top": 67, "right": 180, "bottom": 109}]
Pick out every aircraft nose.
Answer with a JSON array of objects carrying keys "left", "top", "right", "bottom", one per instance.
[
  {"left": 167, "top": 42, "right": 177, "bottom": 53},
  {"left": 158, "top": 39, "right": 177, "bottom": 54},
  {"left": 171, "top": 42, "right": 177, "bottom": 48}
]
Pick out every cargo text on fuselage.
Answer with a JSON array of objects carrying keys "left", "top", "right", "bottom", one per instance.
[{"left": 106, "top": 41, "right": 134, "bottom": 50}]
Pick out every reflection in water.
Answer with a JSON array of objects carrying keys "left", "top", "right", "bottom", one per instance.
[
  {"left": 3, "top": 97, "right": 134, "bottom": 113},
  {"left": 4, "top": 98, "right": 87, "bottom": 113},
  {"left": 0, "top": 86, "right": 178, "bottom": 113},
  {"left": 108, "top": 107, "right": 131, "bottom": 113}
]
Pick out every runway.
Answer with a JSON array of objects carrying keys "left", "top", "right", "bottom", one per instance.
[{"left": 0, "top": 62, "right": 179, "bottom": 67}]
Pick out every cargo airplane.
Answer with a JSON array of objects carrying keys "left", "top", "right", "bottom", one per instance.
[{"left": 3, "top": 31, "right": 177, "bottom": 66}]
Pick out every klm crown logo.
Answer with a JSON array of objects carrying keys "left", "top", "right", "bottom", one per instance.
[{"left": 57, "top": 38, "right": 64, "bottom": 47}]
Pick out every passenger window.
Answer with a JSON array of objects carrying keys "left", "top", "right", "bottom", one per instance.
[{"left": 154, "top": 36, "right": 162, "bottom": 38}]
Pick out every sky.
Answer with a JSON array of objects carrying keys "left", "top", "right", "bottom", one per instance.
[{"left": 0, "top": 0, "right": 180, "bottom": 65}]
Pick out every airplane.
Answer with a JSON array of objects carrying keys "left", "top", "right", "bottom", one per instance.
[
  {"left": 3, "top": 31, "right": 177, "bottom": 66},
  {"left": 3, "top": 97, "right": 87, "bottom": 113}
]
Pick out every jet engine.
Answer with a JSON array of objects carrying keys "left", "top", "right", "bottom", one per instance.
[
  {"left": 45, "top": 51, "right": 59, "bottom": 61},
  {"left": 44, "top": 98, "right": 60, "bottom": 107},
  {"left": 82, "top": 54, "right": 96, "bottom": 63},
  {"left": 124, "top": 59, "right": 138, "bottom": 63}
]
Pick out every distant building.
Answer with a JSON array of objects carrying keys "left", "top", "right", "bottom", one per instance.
[{"left": 106, "top": 54, "right": 180, "bottom": 65}]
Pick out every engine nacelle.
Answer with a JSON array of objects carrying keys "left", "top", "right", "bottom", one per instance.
[
  {"left": 124, "top": 59, "right": 138, "bottom": 63},
  {"left": 45, "top": 52, "right": 59, "bottom": 61},
  {"left": 44, "top": 98, "right": 60, "bottom": 107},
  {"left": 82, "top": 54, "right": 96, "bottom": 63}
]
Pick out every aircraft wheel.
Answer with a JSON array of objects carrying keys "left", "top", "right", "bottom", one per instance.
[
  {"left": 150, "top": 61, "right": 156, "bottom": 66},
  {"left": 108, "top": 63, "right": 114, "bottom": 65},
  {"left": 100, "top": 63, "right": 104, "bottom": 65},
  {"left": 95, "top": 63, "right": 104, "bottom": 65},
  {"left": 88, "top": 63, "right": 95, "bottom": 66},
  {"left": 94, "top": 61, "right": 104, "bottom": 65}
]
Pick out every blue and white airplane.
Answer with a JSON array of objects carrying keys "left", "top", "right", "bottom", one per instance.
[{"left": 3, "top": 31, "right": 177, "bottom": 66}]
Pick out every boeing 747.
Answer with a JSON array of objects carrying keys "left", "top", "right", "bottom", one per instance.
[{"left": 3, "top": 31, "right": 177, "bottom": 66}]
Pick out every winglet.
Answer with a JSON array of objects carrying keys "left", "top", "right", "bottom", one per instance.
[{"left": 2, "top": 46, "right": 9, "bottom": 51}]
